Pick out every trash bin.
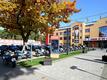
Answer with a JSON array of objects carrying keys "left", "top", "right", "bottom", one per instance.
[
  {"left": 82, "top": 48, "right": 85, "bottom": 53},
  {"left": 50, "top": 54, "right": 59, "bottom": 58},
  {"left": 102, "top": 55, "right": 107, "bottom": 62}
]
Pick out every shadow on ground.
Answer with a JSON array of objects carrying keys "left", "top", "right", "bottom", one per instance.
[
  {"left": 100, "top": 64, "right": 107, "bottom": 80},
  {"left": 0, "top": 57, "right": 39, "bottom": 80},
  {"left": 70, "top": 66, "right": 107, "bottom": 80},
  {"left": 74, "top": 57, "right": 107, "bottom": 64}
]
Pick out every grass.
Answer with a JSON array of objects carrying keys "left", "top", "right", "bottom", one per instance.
[
  {"left": 59, "top": 50, "right": 81, "bottom": 59},
  {"left": 18, "top": 58, "right": 44, "bottom": 68},
  {"left": 18, "top": 50, "right": 82, "bottom": 68}
]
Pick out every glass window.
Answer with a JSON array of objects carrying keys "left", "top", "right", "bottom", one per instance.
[
  {"left": 72, "top": 39, "right": 74, "bottom": 42},
  {"left": 105, "top": 21, "right": 107, "bottom": 24},
  {"left": 85, "top": 36, "right": 90, "bottom": 38},
  {"left": 56, "top": 33, "right": 58, "bottom": 35},
  {"left": 80, "top": 30, "right": 82, "bottom": 33},
  {"left": 99, "top": 26, "right": 107, "bottom": 37},
  {"left": 60, "top": 37, "right": 62, "bottom": 40},
  {"left": 60, "top": 32, "right": 62, "bottom": 35},
  {"left": 67, "top": 31, "right": 71, "bottom": 35},
  {"left": 72, "top": 32, "right": 74, "bottom": 36},
  {"left": 80, "top": 36, "right": 82, "bottom": 39},
  {"left": 64, "top": 37, "right": 66, "bottom": 40},
  {"left": 69, "top": 36, "right": 71, "bottom": 40},
  {"left": 85, "top": 29, "right": 90, "bottom": 32},
  {"left": 64, "top": 31, "right": 67, "bottom": 34},
  {"left": 49, "top": 39, "right": 51, "bottom": 43}
]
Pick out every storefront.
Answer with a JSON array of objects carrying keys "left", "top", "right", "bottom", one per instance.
[{"left": 84, "top": 37, "right": 107, "bottom": 48}]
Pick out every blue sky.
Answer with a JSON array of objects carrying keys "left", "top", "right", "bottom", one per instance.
[{"left": 60, "top": 0, "right": 107, "bottom": 27}]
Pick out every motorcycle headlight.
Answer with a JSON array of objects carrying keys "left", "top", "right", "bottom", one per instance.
[
  {"left": 3, "top": 56, "right": 5, "bottom": 59},
  {"left": 11, "top": 58, "right": 16, "bottom": 62}
]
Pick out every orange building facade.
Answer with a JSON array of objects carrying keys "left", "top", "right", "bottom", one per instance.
[
  {"left": 48, "top": 18, "right": 107, "bottom": 48},
  {"left": 84, "top": 18, "right": 107, "bottom": 48}
]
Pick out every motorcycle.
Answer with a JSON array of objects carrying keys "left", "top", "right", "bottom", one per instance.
[{"left": 2, "top": 51, "right": 17, "bottom": 68}]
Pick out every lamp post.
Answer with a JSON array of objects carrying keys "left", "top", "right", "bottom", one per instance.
[
  {"left": 66, "top": 28, "right": 69, "bottom": 55},
  {"left": 29, "top": 40, "right": 33, "bottom": 62},
  {"left": 87, "top": 38, "right": 90, "bottom": 51},
  {"left": 31, "top": 43, "right": 33, "bottom": 61}
]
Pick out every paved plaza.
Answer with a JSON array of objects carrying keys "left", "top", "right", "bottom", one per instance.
[{"left": 0, "top": 49, "right": 107, "bottom": 80}]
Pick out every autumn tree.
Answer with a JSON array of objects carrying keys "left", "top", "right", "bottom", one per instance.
[{"left": 0, "top": 0, "right": 80, "bottom": 45}]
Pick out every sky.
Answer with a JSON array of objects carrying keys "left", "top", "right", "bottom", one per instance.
[{"left": 60, "top": 0, "right": 107, "bottom": 27}]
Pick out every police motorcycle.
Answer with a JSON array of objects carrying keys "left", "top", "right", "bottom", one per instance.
[{"left": 2, "top": 50, "right": 17, "bottom": 68}]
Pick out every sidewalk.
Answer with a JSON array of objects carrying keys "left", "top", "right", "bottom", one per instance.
[
  {"left": 34, "top": 49, "right": 107, "bottom": 80},
  {"left": 1, "top": 49, "right": 107, "bottom": 80}
]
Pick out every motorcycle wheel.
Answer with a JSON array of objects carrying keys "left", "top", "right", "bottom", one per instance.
[{"left": 11, "top": 62, "right": 16, "bottom": 68}]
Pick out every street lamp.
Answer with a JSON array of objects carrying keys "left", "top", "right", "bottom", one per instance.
[{"left": 66, "top": 28, "right": 69, "bottom": 55}]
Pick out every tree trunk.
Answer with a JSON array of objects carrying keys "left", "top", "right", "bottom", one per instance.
[
  {"left": 21, "top": 30, "right": 31, "bottom": 52},
  {"left": 23, "top": 37, "right": 29, "bottom": 46},
  {"left": 21, "top": 36, "right": 29, "bottom": 52}
]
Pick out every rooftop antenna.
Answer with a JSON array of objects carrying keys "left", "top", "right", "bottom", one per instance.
[
  {"left": 86, "top": 18, "right": 89, "bottom": 23},
  {"left": 100, "top": 16, "right": 102, "bottom": 19}
]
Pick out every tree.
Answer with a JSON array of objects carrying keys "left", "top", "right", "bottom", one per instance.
[{"left": 0, "top": 0, "right": 80, "bottom": 45}]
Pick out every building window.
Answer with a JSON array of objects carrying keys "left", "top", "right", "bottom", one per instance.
[
  {"left": 80, "top": 36, "right": 82, "bottom": 39},
  {"left": 67, "top": 31, "right": 71, "bottom": 35},
  {"left": 64, "top": 31, "right": 67, "bottom": 35},
  {"left": 49, "top": 39, "right": 51, "bottom": 43},
  {"left": 49, "top": 35, "right": 51, "bottom": 38},
  {"left": 73, "top": 25, "right": 79, "bottom": 30},
  {"left": 72, "top": 39, "right": 74, "bottom": 42},
  {"left": 69, "top": 36, "right": 71, "bottom": 40},
  {"left": 56, "top": 33, "right": 58, "bottom": 35},
  {"left": 74, "top": 40, "right": 79, "bottom": 43},
  {"left": 99, "top": 26, "right": 107, "bottom": 37},
  {"left": 64, "top": 37, "right": 66, "bottom": 40},
  {"left": 80, "top": 30, "right": 82, "bottom": 33},
  {"left": 85, "top": 35, "right": 90, "bottom": 38},
  {"left": 60, "top": 37, "right": 62, "bottom": 40},
  {"left": 85, "top": 29, "right": 90, "bottom": 32},
  {"left": 72, "top": 32, "right": 74, "bottom": 36},
  {"left": 51, "top": 34, "right": 53, "bottom": 36},
  {"left": 60, "top": 32, "right": 62, "bottom": 35}
]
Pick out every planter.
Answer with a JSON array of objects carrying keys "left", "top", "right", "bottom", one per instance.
[
  {"left": 102, "top": 55, "right": 107, "bottom": 62},
  {"left": 43, "top": 57, "right": 52, "bottom": 65},
  {"left": 50, "top": 54, "right": 59, "bottom": 58}
]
